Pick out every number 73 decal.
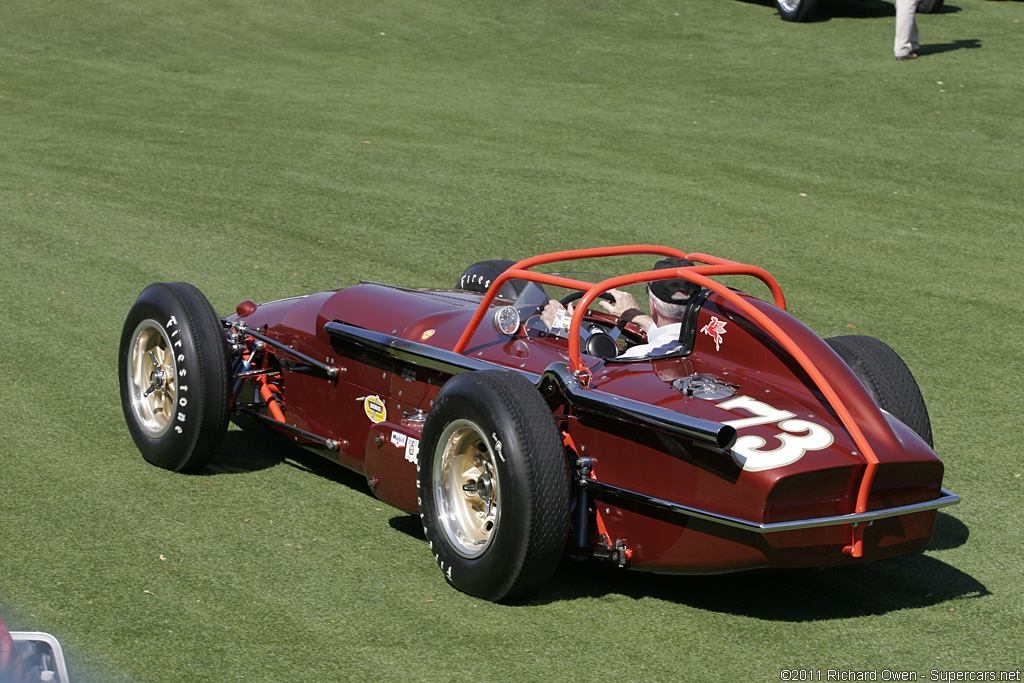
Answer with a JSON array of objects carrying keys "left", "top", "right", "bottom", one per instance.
[{"left": 717, "top": 395, "right": 835, "bottom": 472}]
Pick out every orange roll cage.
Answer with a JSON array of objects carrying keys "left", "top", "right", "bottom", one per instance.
[{"left": 451, "top": 245, "right": 878, "bottom": 557}]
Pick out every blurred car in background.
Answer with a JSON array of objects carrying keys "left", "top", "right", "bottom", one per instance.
[
  {"left": 0, "top": 615, "right": 70, "bottom": 683},
  {"left": 773, "top": 0, "right": 944, "bottom": 22}
]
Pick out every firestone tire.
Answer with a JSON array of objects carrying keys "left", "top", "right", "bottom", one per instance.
[
  {"left": 418, "top": 370, "right": 570, "bottom": 602},
  {"left": 776, "top": 0, "right": 818, "bottom": 22},
  {"left": 456, "top": 260, "right": 525, "bottom": 300},
  {"left": 119, "top": 282, "right": 232, "bottom": 472},
  {"left": 825, "top": 335, "right": 933, "bottom": 448}
]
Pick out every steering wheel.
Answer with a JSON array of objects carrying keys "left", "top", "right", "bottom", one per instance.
[
  {"left": 558, "top": 291, "right": 616, "bottom": 308},
  {"left": 554, "top": 291, "right": 619, "bottom": 359}
]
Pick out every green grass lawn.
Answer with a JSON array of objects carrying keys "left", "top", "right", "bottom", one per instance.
[{"left": 2, "top": 0, "right": 1023, "bottom": 680}]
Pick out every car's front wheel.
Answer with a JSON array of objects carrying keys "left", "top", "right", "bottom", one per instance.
[
  {"left": 418, "top": 370, "right": 570, "bottom": 602},
  {"left": 119, "top": 282, "right": 232, "bottom": 472},
  {"left": 776, "top": 0, "right": 818, "bottom": 22}
]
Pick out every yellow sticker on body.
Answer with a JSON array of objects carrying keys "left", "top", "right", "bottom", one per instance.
[{"left": 364, "top": 395, "right": 387, "bottom": 423}]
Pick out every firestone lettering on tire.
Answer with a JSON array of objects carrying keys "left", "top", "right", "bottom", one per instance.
[
  {"left": 460, "top": 274, "right": 492, "bottom": 290},
  {"left": 120, "top": 282, "right": 231, "bottom": 472},
  {"left": 164, "top": 315, "right": 188, "bottom": 432},
  {"left": 174, "top": 384, "right": 189, "bottom": 434}
]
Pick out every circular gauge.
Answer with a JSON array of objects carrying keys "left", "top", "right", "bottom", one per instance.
[{"left": 492, "top": 306, "right": 521, "bottom": 336}]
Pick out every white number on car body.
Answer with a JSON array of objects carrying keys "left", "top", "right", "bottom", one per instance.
[{"left": 718, "top": 395, "right": 835, "bottom": 472}]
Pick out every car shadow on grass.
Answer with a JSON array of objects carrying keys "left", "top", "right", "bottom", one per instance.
[
  {"left": 737, "top": 0, "right": 962, "bottom": 22},
  {"left": 534, "top": 512, "right": 985, "bottom": 618},
  {"left": 192, "top": 422, "right": 286, "bottom": 475},
  {"left": 389, "top": 514, "right": 427, "bottom": 540},
  {"left": 823, "top": 0, "right": 965, "bottom": 20},
  {"left": 918, "top": 38, "right": 982, "bottom": 56},
  {"left": 539, "top": 554, "right": 987, "bottom": 619},
  {"left": 198, "top": 416, "right": 373, "bottom": 497},
  {"left": 381, "top": 504, "right": 984, "bottom": 618}
]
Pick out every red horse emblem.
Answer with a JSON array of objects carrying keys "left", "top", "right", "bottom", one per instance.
[{"left": 701, "top": 316, "right": 727, "bottom": 351}]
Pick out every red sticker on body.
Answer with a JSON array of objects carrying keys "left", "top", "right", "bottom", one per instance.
[{"left": 701, "top": 316, "right": 727, "bottom": 351}]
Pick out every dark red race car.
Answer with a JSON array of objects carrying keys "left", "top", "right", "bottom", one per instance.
[{"left": 118, "top": 246, "right": 958, "bottom": 602}]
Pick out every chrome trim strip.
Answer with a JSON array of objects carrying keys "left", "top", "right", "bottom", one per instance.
[
  {"left": 325, "top": 322, "right": 503, "bottom": 376},
  {"left": 586, "top": 480, "right": 961, "bottom": 533},
  {"left": 324, "top": 322, "right": 735, "bottom": 450},
  {"left": 536, "top": 363, "right": 737, "bottom": 451}
]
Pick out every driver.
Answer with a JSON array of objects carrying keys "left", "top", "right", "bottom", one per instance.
[{"left": 540, "top": 257, "right": 700, "bottom": 358}]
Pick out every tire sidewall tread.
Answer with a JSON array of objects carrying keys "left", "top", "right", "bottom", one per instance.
[
  {"left": 824, "top": 335, "right": 933, "bottom": 447},
  {"left": 418, "top": 370, "right": 569, "bottom": 602}
]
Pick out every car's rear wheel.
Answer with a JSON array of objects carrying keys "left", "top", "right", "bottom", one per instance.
[
  {"left": 917, "top": 0, "right": 944, "bottom": 13},
  {"left": 825, "top": 335, "right": 933, "bottom": 447},
  {"left": 418, "top": 370, "right": 570, "bottom": 602},
  {"left": 119, "top": 282, "right": 232, "bottom": 472},
  {"left": 777, "top": 0, "right": 818, "bottom": 22}
]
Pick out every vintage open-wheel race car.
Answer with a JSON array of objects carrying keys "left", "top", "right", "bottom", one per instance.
[{"left": 118, "top": 246, "right": 958, "bottom": 602}]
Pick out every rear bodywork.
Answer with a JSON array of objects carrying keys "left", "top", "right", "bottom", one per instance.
[{"left": 222, "top": 246, "right": 957, "bottom": 574}]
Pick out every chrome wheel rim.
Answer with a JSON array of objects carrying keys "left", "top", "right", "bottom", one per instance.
[
  {"left": 128, "top": 320, "right": 178, "bottom": 438},
  {"left": 778, "top": 0, "right": 801, "bottom": 11},
  {"left": 433, "top": 420, "right": 500, "bottom": 558}
]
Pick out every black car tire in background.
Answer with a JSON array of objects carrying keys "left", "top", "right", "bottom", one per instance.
[
  {"left": 776, "top": 0, "right": 818, "bottom": 22},
  {"left": 824, "top": 335, "right": 933, "bottom": 447},
  {"left": 417, "top": 370, "right": 571, "bottom": 602},
  {"left": 917, "top": 0, "right": 945, "bottom": 13},
  {"left": 119, "top": 282, "right": 232, "bottom": 472},
  {"left": 455, "top": 259, "right": 526, "bottom": 300}
]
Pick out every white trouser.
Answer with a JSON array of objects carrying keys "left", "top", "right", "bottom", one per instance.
[{"left": 894, "top": 0, "right": 920, "bottom": 57}]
